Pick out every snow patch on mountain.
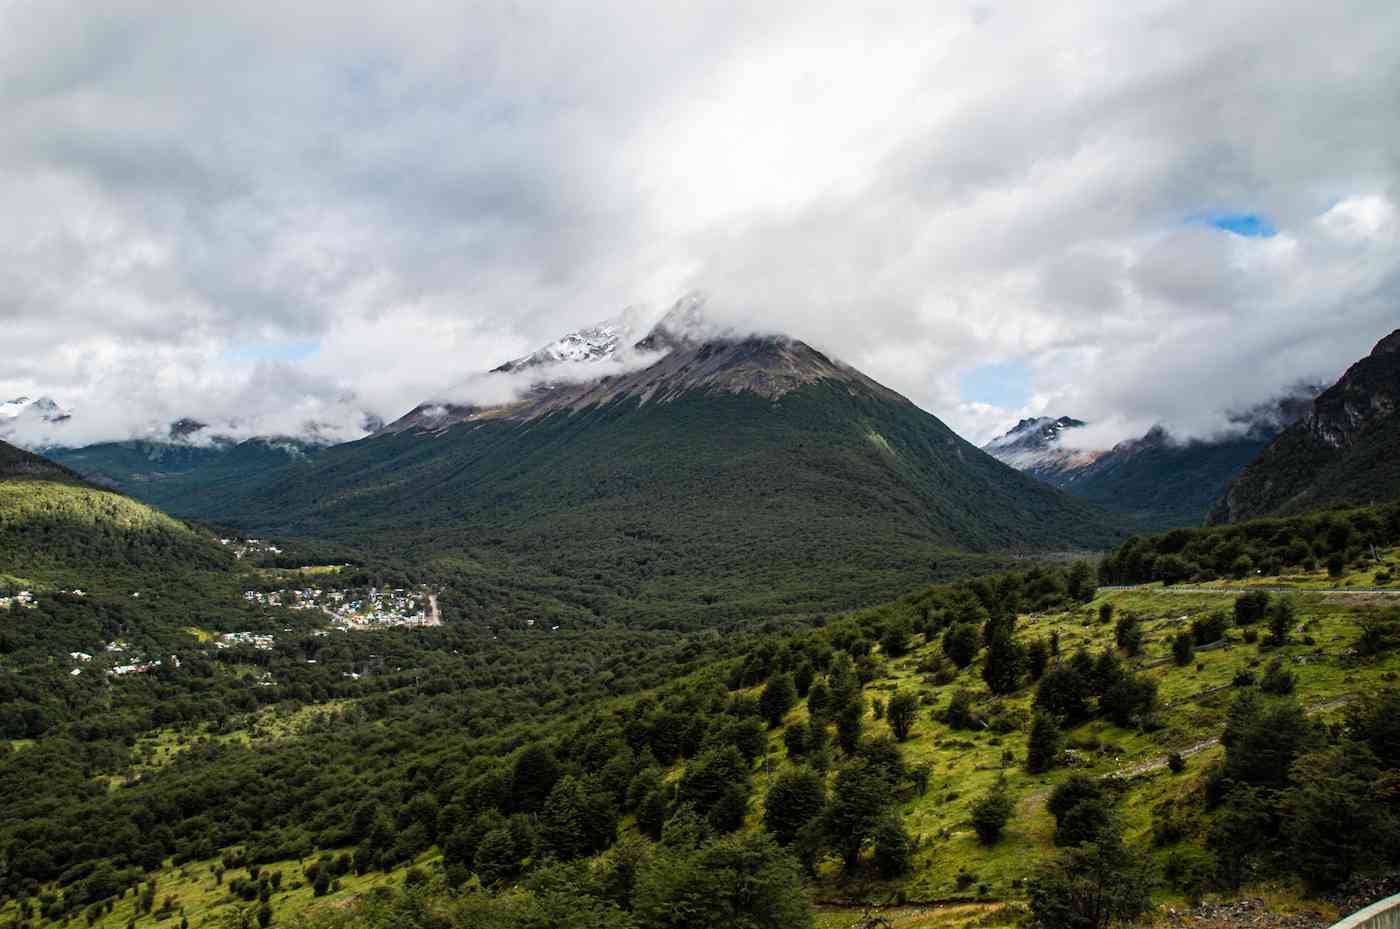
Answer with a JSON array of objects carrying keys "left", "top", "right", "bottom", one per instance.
[{"left": 983, "top": 416, "right": 1106, "bottom": 477}]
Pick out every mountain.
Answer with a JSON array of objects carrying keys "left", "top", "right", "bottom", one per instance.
[
  {"left": 0, "top": 437, "right": 84, "bottom": 484},
  {"left": 981, "top": 416, "right": 1099, "bottom": 481},
  {"left": 121, "top": 301, "right": 1127, "bottom": 625},
  {"left": 983, "top": 389, "right": 1318, "bottom": 530},
  {"left": 47, "top": 434, "right": 329, "bottom": 499},
  {"left": 0, "top": 438, "right": 232, "bottom": 591},
  {"left": 0, "top": 395, "right": 72, "bottom": 446},
  {"left": 1210, "top": 329, "right": 1400, "bottom": 523}
]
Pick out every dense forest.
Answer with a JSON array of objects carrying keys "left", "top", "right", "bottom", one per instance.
[
  {"left": 1100, "top": 501, "right": 1400, "bottom": 585},
  {"left": 7, "top": 443, "right": 1400, "bottom": 929}
]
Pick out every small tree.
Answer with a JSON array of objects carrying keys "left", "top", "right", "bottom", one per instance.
[
  {"left": 880, "top": 618, "right": 913, "bottom": 658},
  {"left": 1027, "top": 825, "right": 1152, "bottom": 929},
  {"left": 1026, "top": 710, "right": 1062, "bottom": 774},
  {"left": 1171, "top": 632, "right": 1195, "bottom": 667},
  {"left": 835, "top": 697, "right": 865, "bottom": 753},
  {"left": 871, "top": 816, "right": 914, "bottom": 878},
  {"left": 759, "top": 674, "right": 797, "bottom": 729},
  {"left": 763, "top": 768, "right": 827, "bottom": 846},
  {"left": 971, "top": 779, "right": 1014, "bottom": 845},
  {"left": 942, "top": 623, "right": 981, "bottom": 669},
  {"left": 793, "top": 661, "right": 815, "bottom": 697},
  {"left": 1067, "top": 561, "right": 1097, "bottom": 603},
  {"left": 886, "top": 692, "right": 918, "bottom": 742},
  {"left": 1114, "top": 614, "right": 1142, "bottom": 657},
  {"left": 1269, "top": 596, "right": 1297, "bottom": 645},
  {"left": 1048, "top": 775, "right": 1112, "bottom": 847},
  {"left": 1234, "top": 590, "right": 1270, "bottom": 625},
  {"left": 944, "top": 688, "right": 977, "bottom": 730},
  {"left": 982, "top": 626, "right": 1025, "bottom": 696},
  {"left": 1027, "top": 639, "right": 1050, "bottom": 680}
]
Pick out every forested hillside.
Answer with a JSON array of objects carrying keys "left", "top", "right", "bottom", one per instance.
[
  {"left": 1212, "top": 329, "right": 1400, "bottom": 523},
  {"left": 106, "top": 379, "right": 1126, "bottom": 628},
  {"left": 5, "top": 500, "right": 1400, "bottom": 929}
]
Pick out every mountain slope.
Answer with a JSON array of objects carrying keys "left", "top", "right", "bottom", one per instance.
[
  {"left": 48, "top": 435, "right": 327, "bottom": 501},
  {"left": 984, "top": 390, "right": 1316, "bottom": 530},
  {"left": 0, "top": 439, "right": 232, "bottom": 589},
  {"left": 1210, "top": 329, "right": 1400, "bottom": 523},
  {"left": 130, "top": 311, "right": 1127, "bottom": 625}
]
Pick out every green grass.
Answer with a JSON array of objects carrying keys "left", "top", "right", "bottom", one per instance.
[
  {"left": 0, "top": 851, "right": 427, "bottom": 929},
  {"left": 747, "top": 581, "right": 1400, "bottom": 906}
]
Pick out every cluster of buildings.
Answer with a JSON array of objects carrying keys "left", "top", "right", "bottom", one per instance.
[
  {"left": 243, "top": 585, "right": 438, "bottom": 630},
  {"left": 0, "top": 590, "right": 37, "bottom": 610},
  {"left": 217, "top": 631, "right": 275, "bottom": 650},
  {"left": 219, "top": 537, "right": 283, "bottom": 559}
]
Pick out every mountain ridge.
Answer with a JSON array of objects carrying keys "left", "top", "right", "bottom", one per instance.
[
  {"left": 93, "top": 303, "right": 1128, "bottom": 624},
  {"left": 1209, "top": 328, "right": 1400, "bottom": 523}
]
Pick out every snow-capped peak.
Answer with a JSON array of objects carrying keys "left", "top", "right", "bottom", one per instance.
[
  {"left": 0, "top": 395, "right": 71, "bottom": 423},
  {"left": 984, "top": 415, "right": 1086, "bottom": 453},
  {"left": 495, "top": 311, "right": 645, "bottom": 373},
  {"left": 0, "top": 397, "right": 31, "bottom": 420}
]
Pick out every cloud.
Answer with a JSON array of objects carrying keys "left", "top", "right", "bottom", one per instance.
[{"left": 0, "top": 0, "right": 1397, "bottom": 450}]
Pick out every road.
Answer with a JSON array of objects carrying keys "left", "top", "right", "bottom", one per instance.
[{"left": 1100, "top": 585, "right": 1400, "bottom": 596}]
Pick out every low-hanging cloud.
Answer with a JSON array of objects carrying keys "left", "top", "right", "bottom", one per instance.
[{"left": 1, "top": 0, "right": 1397, "bottom": 450}]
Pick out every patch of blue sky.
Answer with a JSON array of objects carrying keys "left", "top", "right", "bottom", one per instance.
[
  {"left": 960, "top": 358, "right": 1033, "bottom": 409},
  {"left": 1188, "top": 210, "right": 1277, "bottom": 238},
  {"left": 222, "top": 338, "right": 321, "bottom": 363}
]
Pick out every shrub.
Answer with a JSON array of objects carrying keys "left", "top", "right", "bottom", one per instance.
[
  {"left": 1114, "top": 614, "right": 1143, "bottom": 657},
  {"left": 1027, "top": 826, "right": 1150, "bottom": 929},
  {"left": 971, "top": 780, "right": 1014, "bottom": 845},
  {"left": 886, "top": 692, "right": 918, "bottom": 742},
  {"left": 763, "top": 768, "right": 826, "bottom": 847},
  {"left": 942, "top": 623, "right": 981, "bottom": 669},
  {"left": 1191, "top": 612, "right": 1229, "bottom": 646},
  {"left": 1047, "top": 775, "right": 1111, "bottom": 847},
  {"left": 944, "top": 689, "right": 978, "bottom": 731},
  {"left": 870, "top": 817, "right": 913, "bottom": 879},
  {"left": 1259, "top": 659, "right": 1296, "bottom": 695},
  {"left": 1171, "top": 632, "right": 1195, "bottom": 667},
  {"left": 1025, "top": 711, "right": 1062, "bottom": 774},
  {"left": 1234, "top": 591, "right": 1270, "bottom": 625},
  {"left": 1269, "top": 596, "right": 1297, "bottom": 645}
]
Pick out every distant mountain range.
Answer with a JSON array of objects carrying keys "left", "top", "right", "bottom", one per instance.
[
  {"left": 982, "top": 389, "right": 1320, "bottom": 530},
  {"left": 58, "top": 299, "right": 1126, "bottom": 625},
  {"left": 1210, "top": 328, "right": 1400, "bottom": 523}
]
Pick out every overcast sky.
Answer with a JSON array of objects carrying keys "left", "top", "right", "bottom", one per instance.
[{"left": 2, "top": 0, "right": 1397, "bottom": 447}]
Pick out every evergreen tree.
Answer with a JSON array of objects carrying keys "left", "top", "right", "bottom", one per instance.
[
  {"left": 793, "top": 661, "right": 815, "bottom": 698},
  {"left": 758, "top": 674, "right": 797, "bottom": 729},
  {"left": 1269, "top": 596, "right": 1297, "bottom": 645},
  {"left": 1026, "top": 710, "right": 1062, "bottom": 774},
  {"left": 1171, "top": 631, "right": 1195, "bottom": 667},
  {"left": 982, "top": 626, "right": 1025, "bottom": 695},
  {"left": 632, "top": 832, "right": 813, "bottom": 929}
]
